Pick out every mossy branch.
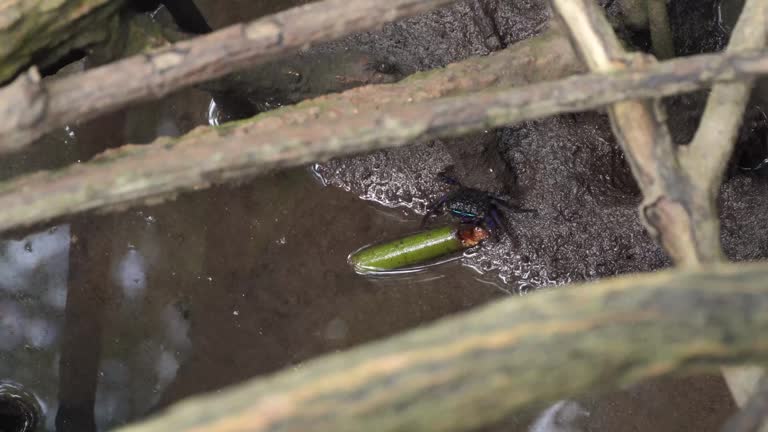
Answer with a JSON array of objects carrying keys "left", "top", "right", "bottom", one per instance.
[
  {"left": 722, "top": 375, "right": 768, "bottom": 432},
  {"left": 1, "top": 38, "right": 768, "bottom": 234},
  {"left": 0, "top": 0, "right": 456, "bottom": 153},
  {"left": 0, "top": 0, "right": 125, "bottom": 83},
  {"left": 114, "top": 262, "right": 768, "bottom": 432}
]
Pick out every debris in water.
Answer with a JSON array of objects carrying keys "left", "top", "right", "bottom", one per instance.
[{"left": 349, "top": 224, "right": 489, "bottom": 274}]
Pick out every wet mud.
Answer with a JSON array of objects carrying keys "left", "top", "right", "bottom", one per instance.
[{"left": 0, "top": 0, "right": 762, "bottom": 430}]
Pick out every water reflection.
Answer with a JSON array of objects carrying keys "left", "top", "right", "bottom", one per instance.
[
  {"left": 0, "top": 225, "right": 69, "bottom": 430},
  {"left": 0, "top": 167, "right": 739, "bottom": 432},
  {"left": 0, "top": 381, "right": 44, "bottom": 432},
  {"left": 528, "top": 401, "right": 589, "bottom": 432},
  {"left": 0, "top": 214, "right": 196, "bottom": 431},
  {"left": 114, "top": 249, "right": 147, "bottom": 301},
  {"left": 0, "top": 226, "right": 70, "bottom": 297},
  {"left": 0, "top": 1, "right": 742, "bottom": 423}
]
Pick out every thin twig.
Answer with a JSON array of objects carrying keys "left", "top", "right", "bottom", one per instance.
[
  {"left": 0, "top": 0, "right": 456, "bottom": 153},
  {"left": 647, "top": 0, "right": 675, "bottom": 59},
  {"left": 0, "top": 0, "right": 124, "bottom": 83},
  {"left": 551, "top": 0, "right": 707, "bottom": 266},
  {"left": 553, "top": 0, "right": 767, "bottom": 267},
  {"left": 684, "top": 0, "right": 768, "bottom": 195},
  {"left": 678, "top": 0, "right": 768, "bottom": 272},
  {"left": 0, "top": 45, "right": 767, "bottom": 233},
  {"left": 722, "top": 375, "right": 768, "bottom": 432},
  {"left": 0, "top": 41, "right": 768, "bottom": 235},
  {"left": 113, "top": 261, "right": 768, "bottom": 432},
  {"left": 551, "top": 3, "right": 768, "bottom": 408}
]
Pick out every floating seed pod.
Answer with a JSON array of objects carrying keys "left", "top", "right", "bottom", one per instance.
[{"left": 349, "top": 224, "right": 489, "bottom": 274}]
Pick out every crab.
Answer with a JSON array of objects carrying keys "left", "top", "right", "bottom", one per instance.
[{"left": 422, "top": 173, "right": 533, "bottom": 238}]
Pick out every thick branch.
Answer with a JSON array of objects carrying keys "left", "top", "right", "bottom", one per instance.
[
  {"left": 685, "top": 0, "right": 768, "bottom": 195},
  {"left": 0, "top": 0, "right": 124, "bottom": 83},
  {"left": 1, "top": 45, "right": 768, "bottom": 233},
  {"left": 552, "top": 0, "right": 719, "bottom": 266},
  {"left": 0, "top": 0, "right": 456, "bottom": 153},
  {"left": 113, "top": 262, "right": 768, "bottom": 432}
]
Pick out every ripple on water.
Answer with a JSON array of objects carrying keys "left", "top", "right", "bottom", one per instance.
[{"left": 314, "top": 140, "right": 572, "bottom": 293}]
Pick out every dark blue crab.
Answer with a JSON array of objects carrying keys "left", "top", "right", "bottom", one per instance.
[{"left": 422, "top": 174, "right": 534, "bottom": 238}]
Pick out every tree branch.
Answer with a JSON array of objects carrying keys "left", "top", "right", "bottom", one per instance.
[
  {"left": 685, "top": 0, "right": 768, "bottom": 195},
  {"left": 112, "top": 262, "right": 768, "bottom": 432},
  {"left": 722, "top": 375, "right": 768, "bottom": 432},
  {"left": 1, "top": 43, "right": 768, "bottom": 234},
  {"left": 552, "top": 0, "right": 767, "bottom": 267},
  {"left": 550, "top": 1, "right": 768, "bottom": 410},
  {"left": 534, "top": 0, "right": 687, "bottom": 265},
  {"left": 0, "top": 0, "right": 124, "bottom": 83},
  {"left": 0, "top": 0, "right": 456, "bottom": 153},
  {"left": 647, "top": 0, "right": 675, "bottom": 60}
]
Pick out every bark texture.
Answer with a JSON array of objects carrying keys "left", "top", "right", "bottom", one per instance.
[
  {"left": 551, "top": 0, "right": 767, "bottom": 267},
  {"left": 0, "top": 0, "right": 456, "bottom": 152},
  {"left": 114, "top": 262, "right": 768, "bottom": 432},
  {"left": 1, "top": 42, "right": 767, "bottom": 234},
  {"left": 0, "top": 0, "right": 124, "bottom": 83}
]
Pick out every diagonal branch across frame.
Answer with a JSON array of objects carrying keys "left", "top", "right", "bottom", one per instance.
[{"left": 551, "top": 0, "right": 767, "bottom": 267}]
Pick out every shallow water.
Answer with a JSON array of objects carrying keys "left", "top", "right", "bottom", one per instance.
[
  {"left": 0, "top": 159, "right": 507, "bottom": 431},
  {"left": 0, "top": 0, "right": 758, "bottom": 430},
  {"left": 0, "top": 88, "right": 741, "bottom": 432},
  {"left": 0, "top": 136, "right": 739, "bottom": 432}
]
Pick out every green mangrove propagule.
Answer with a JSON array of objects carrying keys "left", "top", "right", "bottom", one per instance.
[{"left": 349, "top": 225, "right": 489, "bottom": 273}]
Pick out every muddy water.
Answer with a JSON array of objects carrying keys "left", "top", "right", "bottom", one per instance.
[
  {"left": 0, "top": 0, "right": 758, "bottom": 431},
  {"left": 0, "top": 133, "right": 505, "bottom": 430},
  {"left": 0, "top": 126, "right": 739, "bottom": 432}
]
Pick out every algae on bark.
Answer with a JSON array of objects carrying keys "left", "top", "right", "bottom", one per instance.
[{"left": 0, "top": 0, "right": 125, "bottom": 83}]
